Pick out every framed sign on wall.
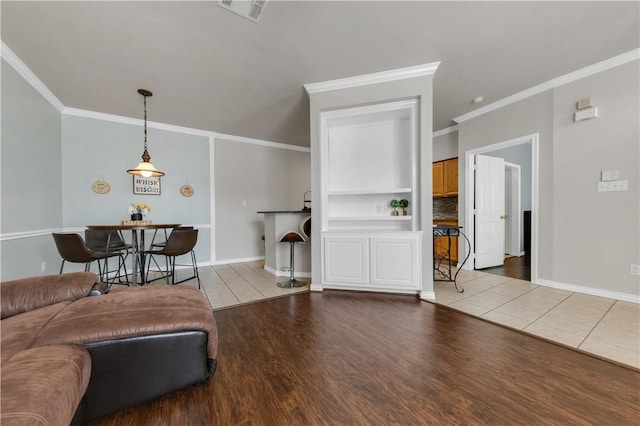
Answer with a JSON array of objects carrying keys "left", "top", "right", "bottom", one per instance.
[{"left": 133, "top": 175, "right": 161, "bottom": 195}]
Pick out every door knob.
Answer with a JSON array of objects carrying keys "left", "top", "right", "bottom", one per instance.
[{"left": 500, "top": 214, "right": 508, "bottom": 219}]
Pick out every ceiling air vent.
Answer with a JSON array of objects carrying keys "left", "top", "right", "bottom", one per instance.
[{"left": 218, "top": 0, "right": 268, "bottom": 23}]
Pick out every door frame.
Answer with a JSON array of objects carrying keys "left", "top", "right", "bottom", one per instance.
[
  {"left": 463, "top": 133, "right": 539, "bottom": 283},
  {"left": 504, "top": 162, "right": 522, "bottom": 256}
]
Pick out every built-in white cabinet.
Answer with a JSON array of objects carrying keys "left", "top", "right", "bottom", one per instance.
[
  {"left": 323, "top": 233, "right": 421, "bottom": 291},
  {"left": 370, "top": 235, "right": 420, "bottom": 288},
  {"left": 318, "top": 99, "right": 423, "bottom": 293},
  {"left": 323, "top": 235, "right": 369, "bottom": 285}
]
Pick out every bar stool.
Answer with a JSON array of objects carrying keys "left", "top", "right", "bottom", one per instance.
[{"left": 278, "top": 231, "right": 306, "bottom": 288}]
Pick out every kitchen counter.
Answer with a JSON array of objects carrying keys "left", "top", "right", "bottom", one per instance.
[
  {"left": 258, "top": 210, "right": 311, "bottom": 279},
  {"left": 257, "top": 209, "right": 311, "bottom": 214}
]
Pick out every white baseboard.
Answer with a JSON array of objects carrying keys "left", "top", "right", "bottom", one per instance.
[
  {"left": 310, "top": 284, "right": 324, "bottom": 292},
  {"left": 536, "top": 278, "right": 640, "bottom": 304},
  {"left": 263, "top": 264, "right": 311, "bottom": 278},
  {"left": 420, "top": 291, "right": 436, "bottom": 301},
  {"left": 213, "top": 256, "right": 264, "bottom": 265}
]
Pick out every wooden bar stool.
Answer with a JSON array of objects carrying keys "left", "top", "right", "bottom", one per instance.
[{"left": 278, "top": 231, "right": 306, "bottom": 288}]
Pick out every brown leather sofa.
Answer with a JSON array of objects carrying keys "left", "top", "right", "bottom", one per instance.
[{"left": 1, "top": 272, "right": 218, "bottom": 425}]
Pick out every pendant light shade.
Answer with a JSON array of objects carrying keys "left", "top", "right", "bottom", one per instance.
[{"left": 127, "top": 89, "right": 164, "bottom": 177}]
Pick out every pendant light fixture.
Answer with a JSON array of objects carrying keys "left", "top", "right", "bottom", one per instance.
[{"left": 127, "top": 89, "right": 165, "bottom": 177}]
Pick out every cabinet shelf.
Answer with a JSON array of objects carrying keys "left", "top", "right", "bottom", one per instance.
[
  {"left": 327, "top": 188, "right": 412, "bottom": 196},
  {"left": 329, "top": 215, "right": 412, "bottom": 221}
]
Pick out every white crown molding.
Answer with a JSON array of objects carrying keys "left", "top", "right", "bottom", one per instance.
[
  {"left": 536, "top": 278, "right": 639, "bottom": 304},
  {"left": 454, "top": 48, "right": 640, "bottom": 124},
  {"left": 1, "top": 41, "right": 64, "bottom": 112},
  {"left": 2, "top": 40, "right": 309, "bottom": 153},
  {"left": 62, "top": 107, "right": 212, "bottom": 138},
  {"left": 433, "top": 125, "right": 458, "bottom": 138},
  {"left": 213, "top": 132, "right": 311, "bottom": 153},
  {"left": 63, "top": 107, "right": 310, "bottom": 153},
  {"left": 304, "top": 62, "right": 441, "bottom": 95}
]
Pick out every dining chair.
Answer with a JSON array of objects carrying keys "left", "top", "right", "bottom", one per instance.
[
  {"left": 149, "top": 226, "right": 194, "bottom": 249},
  {"left": 52, "top": 233, "right": 129, "bottom": 286},
  {"left": 85, "top": 229, "right": 132, "bottom": 284},
  {"left": 144, "top": 228, "right": 201, "bottom": 288}
]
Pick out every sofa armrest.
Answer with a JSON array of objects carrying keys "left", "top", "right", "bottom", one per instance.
[{"left": 1, "top": 272, "right": 99, "bottom": 319}]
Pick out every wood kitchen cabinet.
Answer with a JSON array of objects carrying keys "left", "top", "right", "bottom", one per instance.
[
  {"left": 433, "top": 220, "right": 458, "bottom": 262},
  {"left": 433, "top": 158, "right": 458, "bottom": 197},
  {"left": 432, "top": 162, "right": 444, "bottom": 197}
]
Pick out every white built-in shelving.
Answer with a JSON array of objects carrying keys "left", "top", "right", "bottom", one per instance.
[{"left": 319, "top": 98, "right": 422, "bottom": 291}]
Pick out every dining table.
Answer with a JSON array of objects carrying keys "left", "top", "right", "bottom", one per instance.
[{"left": 86, "top": 223, "right": 180, "bottom": 286}]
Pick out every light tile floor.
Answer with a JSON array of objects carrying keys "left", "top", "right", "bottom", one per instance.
[
  {"left": 435, "top": 268, "right": 640, "bottom": 369},
  {"left": 145, "top": 260, "right": 309, "bottom": 311},
  {"left": 150, "top": 261, "right": 639, "bottom": 369}
]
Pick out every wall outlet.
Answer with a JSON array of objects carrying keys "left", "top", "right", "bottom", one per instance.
[
  {"left": 242, "top": 200, "right": 247, "bottom": 207},
  {"left": 41, "top": 262, "right": 46, "bottom": 272},
  {"left": 631, "top": 264, "right": 640, "bottom": 276}
]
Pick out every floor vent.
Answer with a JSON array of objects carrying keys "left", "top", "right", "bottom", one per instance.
[{"left": 218, "top": 0, "right": 268, "bottom": 23}]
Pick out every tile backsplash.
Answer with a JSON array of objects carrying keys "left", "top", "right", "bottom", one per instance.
[{"left": 433, "top": 197, "right": 458, "bottom": 221}]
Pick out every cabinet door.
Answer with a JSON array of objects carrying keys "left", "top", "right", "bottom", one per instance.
[
  {"left": 432, "top": 162, "right": 444, "bottom": 197},
  {"left": 324, "top": 236, "right": 369, "bottom": 285},
  {"left": 443, "top": 158, "right": 458, "bottom": 196},
  {"left": 370, "top": 236, "right": 419, "bottom": 288},
  {"left": 433, "top": 221, "right": 458, "bottom": 262}
]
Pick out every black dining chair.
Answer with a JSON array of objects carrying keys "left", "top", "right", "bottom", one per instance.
[
  {"left": 144, "top": 228, "right": 201, "bottom": 288},
  {"left": 52, "top": 233, "right": 129, "bottom": 286}
]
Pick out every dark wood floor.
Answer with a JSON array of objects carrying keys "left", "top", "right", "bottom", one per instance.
[
  {"left": 91, "top": 291, "right": 639, "bottom": 425},
  {"left": 481, "top": 255, "right": 531, "bottom": 281}
]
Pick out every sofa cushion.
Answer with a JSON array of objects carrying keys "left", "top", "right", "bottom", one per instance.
[
  {"left": 1, "top": 345, "right": 91, "bottom": 426},
  {"left": 0, "top": 302, "right": 71, "bottom": 364},
  {"left": 1, "top": 272, "right": 98, "bottom": 319},
  {"left": 32, "top": 286, "right": 218, "bottom": 359}
]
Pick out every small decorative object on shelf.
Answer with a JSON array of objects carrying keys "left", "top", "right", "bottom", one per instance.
[
  {"left": 128, "top": 203, "right": 151, "bottom": 221},
  {"left": 399, "top": 199, "right": 409, "bottom": 216},
  {"left": 390, "top": 199, "right": 400, "bottom": 216}
]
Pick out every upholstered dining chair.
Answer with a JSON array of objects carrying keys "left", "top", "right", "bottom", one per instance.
[
  {"left": 85, "top": 229, "right": 132, "bottom": 284},
  {"left": 52, "top": 233, "right": 128, "bottom": 285},
  {"left": 149, "top": 226, "right": 194, "bottom": 249},
  {"left": 144, "top": 228, "right": 200, "bottom": 289}
]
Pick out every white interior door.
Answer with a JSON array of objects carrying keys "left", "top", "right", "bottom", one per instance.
[{"left": 475, "top": 155, "right": 506, "bottom": 269}]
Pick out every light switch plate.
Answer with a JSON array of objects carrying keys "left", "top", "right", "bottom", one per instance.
[{"left": 597, "top": 180, "right": 628, "bottom": 192}]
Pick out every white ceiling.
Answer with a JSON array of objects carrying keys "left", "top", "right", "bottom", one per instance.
[{"left": 2, "top": 1, "right": 638, "bottom": 147}]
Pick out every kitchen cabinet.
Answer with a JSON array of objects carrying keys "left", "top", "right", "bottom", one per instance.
[
  {"left": 432, "top": 162, "right": 444, "bottom": 197},
  {"left": 433, "top": 158, "right": 458, "bottom": 197},
  {"left": 433, "top": 220, "right": 458, "bottom": 262}
]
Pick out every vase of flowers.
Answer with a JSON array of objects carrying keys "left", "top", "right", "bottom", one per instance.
[{"left": 129, "top": 203, "right": 151, "bottom": 221}]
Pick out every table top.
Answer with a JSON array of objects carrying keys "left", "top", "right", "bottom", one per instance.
[
  {"left": 86, "top": 223, "right": 180, "bottom": 231},
  {"left": 257, "top": 209, "right": 311, "bottom": 214}
]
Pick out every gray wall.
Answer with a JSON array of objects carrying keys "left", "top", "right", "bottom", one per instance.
[
  {"left": 2, "top": 55, "right": 311, "bottom": 280},
  {"left": 433, "top": 130, "right": 458, "bottom": 162},
  {"left": 1, "top": 59, "right": 63, "bottom": 280},
  {"left": 459, "top": 60, "right": 639, "bottom": 296},
  {"left": 550, "top": 61, "right": 639, "bottom": 295},
  {"left": 214, "top": 139, "right": 310, "bottom": 262},
  {"left": 61, "top": 115, "right": 212, "bottom": 268}
]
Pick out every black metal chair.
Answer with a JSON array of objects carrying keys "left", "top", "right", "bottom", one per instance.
[
  {"left": 144, "top": 228, "right": 201, "bottom": 288},
  {"left": 52, "top": 233, "right": 128, "bottom": 285}
]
